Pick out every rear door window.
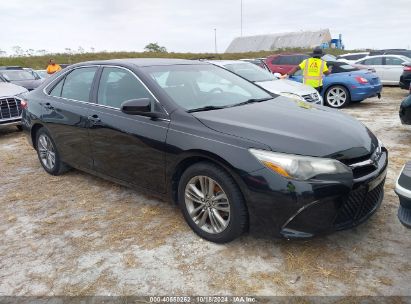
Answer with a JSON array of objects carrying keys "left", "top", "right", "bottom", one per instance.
[
  {"left": 362, "top": 57, "right": 383, "bottom": 65},
  {"left": 60, "top": 67, "right": 98, "bottom": 102}
]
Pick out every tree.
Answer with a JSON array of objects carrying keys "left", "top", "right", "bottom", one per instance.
[
  {"left": 36, "top": 49, "right": 47, "bottom": 56},
  {"left": 11, "top": 46, "right": 24, "bottom": 57},
  {"left": 144, "top": 42, "right": 167, "bottom": 53}
]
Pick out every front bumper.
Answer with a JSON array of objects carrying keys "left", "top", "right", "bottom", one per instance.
[
  {"left": 241, "top": 149, "right": 388, "bottom": 238},
  {"left": 395, "top": 162, "right": 411, "bottom": 228},
  {"left": 0, "top": 118, "right": 21, "bottom": 128},
  {"left": 350, "top": 84, "right": 383, "bottom": 102},
  {"left": 399, "top": 74, "right": 411, "bottom": 90},
  {"left": 399, "top": 96, "right": 411, "bottom": 125}
]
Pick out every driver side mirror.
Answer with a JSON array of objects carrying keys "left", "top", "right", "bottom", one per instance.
[
  {"left": 121, "top": 98, "right": 167, "bottom": 119},
  {"left": 121, "top": 98, "right": 152, "bottom": 115}
]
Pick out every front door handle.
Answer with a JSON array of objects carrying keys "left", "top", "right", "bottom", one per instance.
[{"left": 87, "top": 114, "right": 101, "bottom": 124}]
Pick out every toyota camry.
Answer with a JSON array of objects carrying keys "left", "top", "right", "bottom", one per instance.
[{"left": 21, "top": 59, "right": 388, "bottom": 243}]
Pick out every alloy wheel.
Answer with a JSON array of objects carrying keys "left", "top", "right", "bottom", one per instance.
[
  {"left": 38, "top": 134, "right": 56, "bottom": 170},
  {"left": 326, "top": 87, "right": 347, "bottom": 108},
  {"left": 184, "top": 176, "right": 230, "bottom": 234}
]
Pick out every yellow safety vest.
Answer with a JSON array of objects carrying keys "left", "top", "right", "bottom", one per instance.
[{"left": 300, "top": 58, "right": 328, "bottom": 88}]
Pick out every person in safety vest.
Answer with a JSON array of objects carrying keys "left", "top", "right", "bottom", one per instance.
[
  {"left": 280, "top": 47, "right": 330, "bottom": 93},
  {"left": 46, "top": 59, "right": 62, "bottom": 75}
]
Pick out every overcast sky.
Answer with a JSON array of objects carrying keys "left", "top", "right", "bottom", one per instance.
[{"left": 1, "top": 0, "right": 410, "bottom": 54}]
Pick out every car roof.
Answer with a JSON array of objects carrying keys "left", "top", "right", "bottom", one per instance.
[
  {"left": 0, "top": 66, "right": 24, "bottom": 70},
  {"left": 360, "top": 54, "right": 409, "bottom": 60},
  {"left": 208, "top": 60, "right": 247, "bottom": 66},
  {"left": 338, "top": 52, "right": 369, "bottom": 57},
  {"left": 70, "top": 58, "right": 207, "bottom": 68}
]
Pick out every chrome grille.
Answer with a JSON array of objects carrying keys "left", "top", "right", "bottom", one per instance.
[
  {"left": 0, "top": 97, "right": 22, "bottom": 122},
  {"left": 302, "top": 93, "right": 321, "bottom": 104},
  {"left": 341, "top": 145, "right": 383, "bottom": 179}
]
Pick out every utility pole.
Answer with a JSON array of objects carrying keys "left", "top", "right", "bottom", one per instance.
[
  {"left": 214, "top": 28, "right": 218, "bottom": 53},
  {"left": 240, "top": 0, "right": 243, "bottom": 36}
]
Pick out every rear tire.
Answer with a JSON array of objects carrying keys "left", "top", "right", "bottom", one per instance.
[
  {"left": 35, "top": 127, "right": 70, "bottom": 175},
  {"left": 178, "top": 161, "right": 248, "bottom": 243},
  {"left": 325, "top": 85, "right": 351, "bottom": 108}
]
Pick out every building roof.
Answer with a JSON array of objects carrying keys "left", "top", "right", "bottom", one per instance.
[{"left": 225, "top": 29, "right": 332, "bottom": 53}]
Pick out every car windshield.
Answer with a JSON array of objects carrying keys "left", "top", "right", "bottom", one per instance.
[
  {"left": 0, "top": 70, "right": 35, "bottom": 81},
  {"left": 143, "top": 64, "right": 272, "bottom": 111},
  {"left": 222, "top": 62, "right": 275, "bottom": 82}
]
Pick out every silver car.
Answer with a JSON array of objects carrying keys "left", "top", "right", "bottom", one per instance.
[
  {"left": 355, "top": 55, "right": 410, "bottom": 85},
  {"left": 209, "top": 60, "right": 323, "bottom": 105},
  {"left": 0, "top": 77, "right": 28, "bottom": 129}
]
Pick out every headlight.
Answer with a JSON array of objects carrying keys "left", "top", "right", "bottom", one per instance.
[
  {"left": 249, "top": 149, "right": 351, "bottom": 180},
  {"left": 279, "top": 92, "right": 306, "bottom": 102}
]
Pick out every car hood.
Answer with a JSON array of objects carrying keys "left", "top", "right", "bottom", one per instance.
[
  {"left": 0, "top": 82, "right": 28, "bottom": 98},
  {"left": 192, "top": 97, "right": 378, "bottom": 159},
  {"left": 256, "top": 79, "right": 316, "bottom": 96},
  {"left": 10, "top": 79, "right": 43, "bottom": 91}
]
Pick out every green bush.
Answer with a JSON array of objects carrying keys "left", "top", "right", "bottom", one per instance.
[{"left": 0, "top": 48, "right": 357, "bottom": 69}]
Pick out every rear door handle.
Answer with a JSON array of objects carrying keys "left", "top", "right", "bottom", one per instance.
[
  {"left": 44, "top": 102, "right": 54, "bottom": 110},
  {"left": 87, "top": 114, "right": 101, "bottom": 123}
]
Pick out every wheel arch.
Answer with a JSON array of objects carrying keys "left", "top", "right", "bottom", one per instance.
[
  {"left": 169, "top": 150, "right": 250, "bottom": 206},
  {"left": 30, "top": 123, "right": 45, "bottom": 150}
]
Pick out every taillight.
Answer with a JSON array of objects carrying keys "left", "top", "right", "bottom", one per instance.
[
  {"left": 404, "top": 66, "right": 411, "bottom": 71},
  {"left": 20, "top": 99, "right": 28, "bottom": 109},
  {"left": 355, "top": 76, "right": 369, "bottom": 84}
]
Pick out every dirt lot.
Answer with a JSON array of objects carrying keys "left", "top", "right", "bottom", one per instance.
[{"left": 0, "top": 87, "right": 411, "bottom": 297}]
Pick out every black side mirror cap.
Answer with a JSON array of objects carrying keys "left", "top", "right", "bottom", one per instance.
[
  {"left": 121, "top": 98, "right": 167, "bottom": 119},
  {"left": 121, "top": 98, "right": 152, "bottom": 115}
]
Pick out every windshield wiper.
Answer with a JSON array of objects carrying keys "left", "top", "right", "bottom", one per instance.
[
  {"left": 231, "top": 97, "right": 273, "bottom": 107},
  {"left": 187, "top": 105, "right": 227, "bottom": 113}
]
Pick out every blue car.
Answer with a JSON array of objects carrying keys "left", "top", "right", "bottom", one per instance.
[{"left": 290, "top": 61, "right": 382, "bottom": 108}]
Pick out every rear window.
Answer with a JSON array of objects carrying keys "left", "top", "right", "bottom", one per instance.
[
  {"left": 275, "top": 55, "right": 308, "bottom": 65},
  {"left": 340, "top": 54, "right": 368, "bottom": 61},
  {"left": 328, "top": 62, "right": 359, "bottom": 73},
  {"left": 385, "top": 57, "right": 405, "bottom": 65}
]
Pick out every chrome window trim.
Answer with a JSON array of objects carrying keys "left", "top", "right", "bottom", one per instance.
[{"left": 43, "top": 64, "right": 169, "bottom": 116}]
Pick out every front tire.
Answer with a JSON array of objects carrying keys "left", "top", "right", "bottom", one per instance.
[
  {"left": 35, "top": 127, "right": 70, "bottom": 175},
  {"left": 178, "top": 162, "right": 248, "bottom": 243},
  {"left": 325, "top": 85, "right": 351, "bottom": 108}
]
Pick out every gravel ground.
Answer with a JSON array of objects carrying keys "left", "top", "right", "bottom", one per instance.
[{"left": 0, "top": 87, "right": 410, "bottom": 297}]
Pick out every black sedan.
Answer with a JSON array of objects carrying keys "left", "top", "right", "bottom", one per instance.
[
  {"left": 0, "top": 67, "right": 43, "bottom": 91},
  {"left": 21, "top": 59, "right": 388, "bottom": 243},
  {"left": 400, "top": 63, "right": 411, "bottom": 90}
]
